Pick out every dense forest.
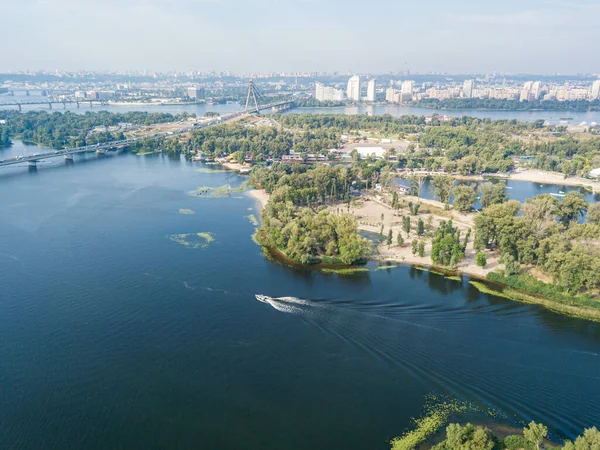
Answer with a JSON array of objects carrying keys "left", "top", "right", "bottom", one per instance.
[
  {"left": 250, "top": 163, "right": 371, "bottom": 265},
  {"left": 474, "top": 192, "right": 600, "bottom": 297},
  {"left": 188, "top": 124, "right": 339, "bottom": 160},
  {"left": 0, "top": 110, "right": 193, "bottom": 149},
  {"left": 415, "top": 98, "right": 600, "bottom": 112}
]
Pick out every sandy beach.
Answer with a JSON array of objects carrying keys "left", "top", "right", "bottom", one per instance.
[
  {"left": 246, "top": 189, "right": 270, "bottom": 211},
  {"left": 453, "top": 169, "right": 600, "bottom": 193},
  {"left": 220, "top": 161, "right": 253, "bottom": 173},
  {"left": 509, "top": 169, "right": 600, "bottom": 191},
  {"left": 344, "top": 197, "right": 502, "bottom": 278}
]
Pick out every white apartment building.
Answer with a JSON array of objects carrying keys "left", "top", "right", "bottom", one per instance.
[
  {"left": 591, "top": 80, "right": 600, "bottom": 100},
  {"left": 315, "top": 82, "right": 344, "bottom": 102},
  {"left": 366, "top": 79, "right": 376, "bottom": 102},
  {"left": 462, "top": 80, "right": 475, "bottom": 98},
  {"left": 347, "top": 75, "right": 361, "bottom": 101}
]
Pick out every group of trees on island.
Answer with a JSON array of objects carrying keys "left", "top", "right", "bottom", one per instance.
[
  {"left": 473, "top": 192, "right": 600, "bottom": 296},
  {"left": 420, "top": 422, "right": 600, "bottom": 450},
  {"left": 414, "top": 97, "right": 600, "bottom": 112},
  {"left": 250, "top": 163, "right": 371, "bottom": 265}
]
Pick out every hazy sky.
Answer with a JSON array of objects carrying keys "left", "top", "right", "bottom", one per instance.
[{"left": 1, "top": 0, "right": 599, "bottom": 74}]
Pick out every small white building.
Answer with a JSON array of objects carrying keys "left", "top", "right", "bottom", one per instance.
[
  {"left": 589, "top": 168, "right": 600, "bottom": 178},
  {"left": 356, "top": 147, "right": 386, "bottom": 160}
]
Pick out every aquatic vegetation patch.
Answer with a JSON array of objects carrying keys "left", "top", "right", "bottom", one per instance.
[
  {"left": 374, "top": 264, "right": 400, "bottom": 271},
  {"left": 445, "top": 275, "right": 463, "bottom": 282},
  {"left": 320, "top": 267, "right": 370, "bottom": 275},
  {"left": 428, "top": 268, "right": 447, "bottom": 276},
  {"left": 168, "top": 232, "right": 215, "bottom": 249},
  {"left": 245, "top": 214, "right": 259, "bottom": 226},
  {"left": 178, "top": 209, "right": 195, "bottom": 215},
  {"left": 469, "top": 281, "right": 512, "bottom": 299},
  {"left": 391, "top": 394, "right": 474, "bottom": 450},
  {"left": 189, "top": 183, "right": 249, "bottom": 198},
  {"left": 470, "top": 280, "right": 600, "bottom": 322}
]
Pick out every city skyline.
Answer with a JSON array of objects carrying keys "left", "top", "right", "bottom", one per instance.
[{"left": 1, "top": 0, "right": 600, "bottom": 74}]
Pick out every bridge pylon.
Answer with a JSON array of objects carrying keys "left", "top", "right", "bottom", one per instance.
[{"left": 244, "top": 78, "right": 267, "bottom": 113}]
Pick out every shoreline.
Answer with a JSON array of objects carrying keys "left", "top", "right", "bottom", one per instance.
[
  {"left": 247, "top": 189, "right": 599, "bottom": 321},
  {"left": 246, "top": 188, "right": 269, "bottom": 211}
]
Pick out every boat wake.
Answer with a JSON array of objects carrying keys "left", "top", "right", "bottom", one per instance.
[{"left": 255, "top": 294, "right": 600, "bottom": 438}]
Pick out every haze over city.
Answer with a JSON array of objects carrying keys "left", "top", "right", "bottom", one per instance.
[
  {"left": 3, "top": 1, "right": 600, "bottom": 450},
  {"left": 2, "top": 0, "right": 600, "bottom": 73}
]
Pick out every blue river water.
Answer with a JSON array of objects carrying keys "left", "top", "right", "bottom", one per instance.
[
  {"left": 0, "top": 151, "right": 599, "bottom": 449},
  {"left": 3, "top": 93, "right": 600, "bottom": 124}
]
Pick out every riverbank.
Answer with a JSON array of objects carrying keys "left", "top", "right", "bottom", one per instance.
[{"left": 246, "top": 188, "right": 269, "bottom": 210}]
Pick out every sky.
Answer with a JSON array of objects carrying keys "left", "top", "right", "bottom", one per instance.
[{"left": 0, "top": 0, "right": 599, "bottom": 74}]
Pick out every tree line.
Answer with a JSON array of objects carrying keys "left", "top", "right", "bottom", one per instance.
[
  {"left": 414, "top": 98, "right": 600, "bottom": 112},
  {"left": 0, "top": 110, "right": 193, "bottom": 149}
]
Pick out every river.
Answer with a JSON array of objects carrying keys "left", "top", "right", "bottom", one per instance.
[
  {"left": 1, "top": 152, "right": 599, "bottom": 449},
  {"left": 4, "top": 94, "right": 600, "bottom": 124}
]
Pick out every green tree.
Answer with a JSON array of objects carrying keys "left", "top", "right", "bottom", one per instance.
[
  {"left": 411, "top": 239, "right": 418, "bottom": 255},
  {"left": 434, "top": 423, "right": 497, "bottom": 450},
  {"left": 585, "top": 202, "right": 600, "bottom": 225},
  {"left": 479, "top": 182, "right": 508, "bottom": 209},
  {"left": 417, "top": 218, "right": 425, "bottom": 236},
  {"left": 387, "top": 229, "right": 393, "bottom": 247},
  {"left": 432, "top": 175, "right": 455, "bottom": 207},
  {"left": 563, "top": 427, "right": 600, "bottom": 450},
  {"left": 523, "top": 422, "right": 548, "bottom": 450},
  {"left": 403, "top": 216, "right": 411, "bottom": 236},
  {"left": 559, "top": 192, "right": 588, "bottom": 225},
  {"left": 397, "top": 232, "right": 404, "bottom": 246},
  {"left": 430, "top": 220, "right": 465, "bottom": 267},
  {"left": 452, "top": 185, "right": 477, "bottom": 213},
  {"left": 476, "top": 251, "right": 487, "bottom": 268},
  {"left": 502, "top": 253, "right": 521, "bottom": 276},
  {"left": 418, "top": 240, "right": 425, "bottom": 257}
]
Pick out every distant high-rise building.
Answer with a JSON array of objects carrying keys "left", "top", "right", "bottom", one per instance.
[
  {"left": 591, "top": 80, "right": 600, "bottom": 100},
  {"left": 367, "top": 79, "right": 376, "bottom": 102},
  {"left": 187, "top": 86, "right": 205, "bottom": 100},
  {"left": 315, "top": 82, "right": 344, "bottom": 102},
  {"left": 520, "top": 82, "right": 533, "bottom": 102},
  {"left": 347, "top": 75, "right": 361, "bottom": 101},
  {"left": 385, "top": 87, "right": 397, "bottom": 103},
  {"left": 462, "top": 79, "right": 475, "bottom": 98},
  {"left": 401, "top": 80, "right": 413, "bottom": 95},
  {"left": 346, "top": 75, "right": 360, "bottom": 102},
  {"left": 531, "top": 81, "right": 542, "bottom": 100}
]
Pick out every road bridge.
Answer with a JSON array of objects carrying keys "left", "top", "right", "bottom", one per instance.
[
  {"left": 0, "top": 98, "right": 295, "bottom": 168},
  {"left": 0, "top": 100, "right": 104, "bottom": 111}
]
